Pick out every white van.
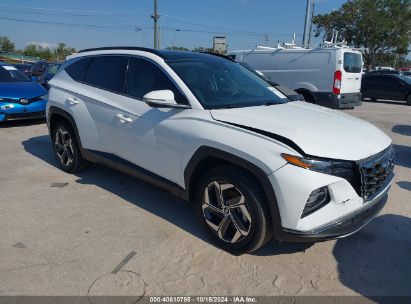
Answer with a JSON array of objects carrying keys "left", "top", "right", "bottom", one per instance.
[{"left": 228, "top": 45, "right": 363, "bottom": 109}]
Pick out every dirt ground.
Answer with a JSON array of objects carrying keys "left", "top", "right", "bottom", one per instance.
[{"left": 0, "top": 101, "right": 410, "bottom": 299}]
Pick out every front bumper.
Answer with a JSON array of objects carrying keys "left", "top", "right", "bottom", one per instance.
[
  {"left": 277, "top": 191, "right": 388, "bottom": 242},
  {"left": 314, "top": 92, "right": 362, "bottom": 109},
  {"left": 0, "top": 100, "right": 46, "bottom": 121},
  {"left": 269, "top": 159, "right": 393, "bottom": 242}
]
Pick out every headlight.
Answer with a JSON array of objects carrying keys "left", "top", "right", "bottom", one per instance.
[{"left": 281, "top": 153, "right": 358, "bottom": 187}]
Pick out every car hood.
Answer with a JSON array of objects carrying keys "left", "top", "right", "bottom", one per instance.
[
  {"left": 210, "top": 101, "right": 391, "bottom": 161},
  {"left": 0, "top": 82, "right": 47, "bottom": 99}
]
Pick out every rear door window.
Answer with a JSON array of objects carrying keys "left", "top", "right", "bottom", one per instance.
[
  {"left": 83, "top": 56, "right": 129, "bottom": 94},
  {"left": 343, "top": 52, "right": 362, "bottom": 73}
]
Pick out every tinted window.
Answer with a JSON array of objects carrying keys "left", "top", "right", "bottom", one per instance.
[
  {"left": 0, "top": 65, "right": 30, "bottom": 82},
  {"left": 65, "top": 57, "right": 93, "bottom": 82},
  {"left": 84, "top": 56, "right": 128, "bottom": 93},
  {"left": 343, "top": 52, "right": 362, "bottom": 73},
  {"left": 126, "top": 57, "right": 187, "bottom": 104},
  {"left": 381, "top": 77, "right": 401, "bottom": 86}
]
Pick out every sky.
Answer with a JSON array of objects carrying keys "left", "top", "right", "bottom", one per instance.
[{"left": 0, "top": 0, "right": 409, "bottom": 59}]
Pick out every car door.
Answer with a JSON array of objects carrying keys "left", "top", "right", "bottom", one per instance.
[
  {"left": 371, "top": 76, "right": 393, "bottom": 99},
  {"left": 64, "top": 55, "right": 129, "bottom": 153},
  {"left": 390, "top": 77, "right": 408, "bottom": 100},
  {"left": 112, "top": 56, "right": 190, "bottom": 185},
  {"left": 381, "top": 76, "right": 405, "bottom": 100}
]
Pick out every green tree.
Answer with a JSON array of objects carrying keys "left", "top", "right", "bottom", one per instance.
[
  {"left": 313, "top": 0, "right": 411, "bottom": 68},
  {"left": 23, "top": 42, "right": 76, "bottom": 61},
  {"left": 192, "top": 46, "right": 214, "bottom": 53},
  {"left": 165, "top": 46, "right": 189, "bottom": 51},
  {"left": 0, "top": 36, "right": 15, "bottom": 52}
]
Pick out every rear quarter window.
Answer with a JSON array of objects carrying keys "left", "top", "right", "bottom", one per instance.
[{"left": 65, "top": 57, "right": 93, "bottom": 82}]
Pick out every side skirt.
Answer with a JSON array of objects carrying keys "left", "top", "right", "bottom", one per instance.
[{"left": 81, "top": 148, "right": 188, "bottom": 200}]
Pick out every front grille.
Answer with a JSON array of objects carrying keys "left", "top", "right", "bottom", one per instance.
[
  {"left": 1, "top": 96, "right": 44, "bottom": 105},
  {"left": 5, "top": 111, "right": 45, "bottom": 120},
  {"left": 358, "top": 146, "right": 395, "bottom": 200}
]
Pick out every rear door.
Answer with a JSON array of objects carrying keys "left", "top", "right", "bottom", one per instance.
[
  {"left": 341, "top": 51, "right": 362, "bottom": 94},
  {"left": 112, "top": 56, "right": 189, "bottom": 184},
  {"left": 63, "top": 55, "right": 129, "bottom": 153}
]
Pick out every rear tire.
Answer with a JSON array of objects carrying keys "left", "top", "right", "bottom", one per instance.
[
  {"left": 195, "top": 165, "right": 271, "bottom": 254},
  {"left": 51, "top": 121, "right": 89, "bottom": 173},
  {"left": 407, "top": 94, "right": 411, "bottom": 105},
  {"left": 300, "top": 91, "right": 315, "bottom": 104}
]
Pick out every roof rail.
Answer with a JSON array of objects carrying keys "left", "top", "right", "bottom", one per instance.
[{"left": 78, "top": 46, "right": 163, "bottom": 57}]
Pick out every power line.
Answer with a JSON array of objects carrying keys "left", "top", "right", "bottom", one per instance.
[
  {"left": 0, "top": 3, "right": 301, "bottom": 38},
  {"left": 0, "top": 4, "right": 146, "bottom": 15},
  {"left": 0, "top": 16, "right": 302, "bottom": 38}
]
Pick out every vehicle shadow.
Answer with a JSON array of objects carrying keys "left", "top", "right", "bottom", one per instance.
[
  {"left": 0, "top": 118, "right": 45, "bottom": 128},
  {"left": 333, "top": 214, "right": 411, "bottom": 299},
  {"left": 393, "top": 144, "right": 411, "bottom": 169},
  {"left": 252, "top": 240, "right": 313, "bottom": 256},
  {"left": 22, "top": 135, "right": 306, "bottom": 256},
  {"left": 392, "top": 125, "right": 411, "bottom": 136},
  {"left": 396, "top": 181, "right": 411, "bottom": 192}
]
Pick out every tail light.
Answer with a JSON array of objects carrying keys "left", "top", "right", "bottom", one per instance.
[{"left": 333, "top": 70, "right": 342, "bottom": 94}]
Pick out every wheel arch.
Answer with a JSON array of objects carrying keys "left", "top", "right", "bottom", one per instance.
[
  {"left": 295, "top": 88, "right": 316, "bottom": 103},
  {"left": 184, "top": 146, "right": 282, "bottom": 235},
  {"left": 48, "top": 106, "right": 82, "bottom": 148}
]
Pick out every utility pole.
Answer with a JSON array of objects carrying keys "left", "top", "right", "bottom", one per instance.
[
  {"left": 307, "top": 1, "right": 315, "bottom": 47},
  {"left": 302, "top": 0, "right": 311, "bottom": 48},
  {"left": 151, "top": 0, "right": 160, "bottom": 49}
]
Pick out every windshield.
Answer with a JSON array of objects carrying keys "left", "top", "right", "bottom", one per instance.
[
  {"left": 0, "top": 65, "right": 30, "bottom": 82},
  {"left": 400, "top": 75, "right": 411, "bottom": 84},
  {"left": 48, "top": 64, "right": 60, "bottom": 75},
  {"left": 343, "top": 52, "right": 362, "bottom": 73},
  {"left": 167, "top": 56, "right": 287, "bottom": 109}
]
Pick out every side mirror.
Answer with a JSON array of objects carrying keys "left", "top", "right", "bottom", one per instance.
[{"left": 143, "top": 90, "right": 190, "bottom": 108}]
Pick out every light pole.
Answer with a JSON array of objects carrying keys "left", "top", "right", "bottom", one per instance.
[{"left": 172, "top": 29, "right": 181, "bottom": 50}]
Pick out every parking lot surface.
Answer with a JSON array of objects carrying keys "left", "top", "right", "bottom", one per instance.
[{"left": 0, "top": 101, "right": 410, "bottom": 298}]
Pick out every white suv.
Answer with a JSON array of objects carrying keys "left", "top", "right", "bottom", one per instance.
[{"left": 46, "top": 47, "right": 395, "bottom": 254}]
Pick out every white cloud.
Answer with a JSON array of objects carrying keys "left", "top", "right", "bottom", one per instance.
[{"left": 26, "top": 41, "right": 58, "bottom": 49}]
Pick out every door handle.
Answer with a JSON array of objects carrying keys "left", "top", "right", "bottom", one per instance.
[
  {"left": 116, "top": 113, "right": 133, "bottom": 123},
  {"left": 66, "top": 97, "right": 79, "bottom": 105}
]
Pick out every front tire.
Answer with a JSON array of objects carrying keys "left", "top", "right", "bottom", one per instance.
[
  {"left": 52, "top": 121, "right": 89, "bottom": 173},
  {"left": 195, "top": 166, "right": 271, "bottom": 254},
  {"left": 407, "top": 94, "right": 411, "bottom": 105}
]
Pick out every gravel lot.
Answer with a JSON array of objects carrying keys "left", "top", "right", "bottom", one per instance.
[{"left": 0, "top": 101, "right": 410, "bottom": 299}]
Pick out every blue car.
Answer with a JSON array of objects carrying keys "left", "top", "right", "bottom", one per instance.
[{"left": 0, "top": 62, "right": 47, "bottom": 122}]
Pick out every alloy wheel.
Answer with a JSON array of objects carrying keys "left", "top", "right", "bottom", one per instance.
[
  {"left": 201, "top": 181, "right": 252, "bottom": 243},
  {"left": 54, "top": 128, "right": 75, "bottom": 167}
]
